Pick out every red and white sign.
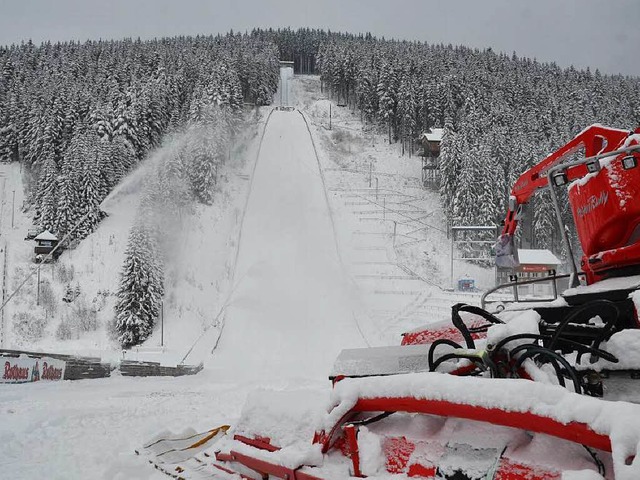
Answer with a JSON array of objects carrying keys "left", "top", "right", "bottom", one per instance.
[{"left": 1, "top": 355, "right": 66, "bottom": 384}]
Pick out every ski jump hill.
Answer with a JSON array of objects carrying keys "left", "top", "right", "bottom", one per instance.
[{"left": 207, "top": 107, "right": 368, "bottom": 383}]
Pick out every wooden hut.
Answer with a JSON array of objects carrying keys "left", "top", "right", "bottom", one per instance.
[{"left": 33, "top": 230, "right": 62, "bottom": 261}]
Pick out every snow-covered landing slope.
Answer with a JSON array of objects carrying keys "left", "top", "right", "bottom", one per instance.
[{"left": 208, "top": 109, "right": 367, "bottom": 382}]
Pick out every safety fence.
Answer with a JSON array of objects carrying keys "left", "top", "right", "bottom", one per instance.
[
  {"left": 1, "top": 348, "right": 112, "bottom": 383},
  {"left": 120, "top": 360, "right": 203, "bottom": 377},
  {"left": 1, "top": 348, "right": 203, "bottom": 383}
]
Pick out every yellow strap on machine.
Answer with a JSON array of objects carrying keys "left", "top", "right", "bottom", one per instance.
[{"left": 187, "top": 425, "right": 230, "bottom": 450}]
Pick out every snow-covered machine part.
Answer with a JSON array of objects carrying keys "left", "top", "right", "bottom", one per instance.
[
  {"left": 142, "top": 312, "right": 640, "bottom": 478},
  {"left": 410, "top": 125, "right": 640, "bottom": 395},
  {"left": 155, "top": 304, "right": 640, "bottom": 479},
  {"left": 153, "top": 372, "right": 640, "bottom": 479}
]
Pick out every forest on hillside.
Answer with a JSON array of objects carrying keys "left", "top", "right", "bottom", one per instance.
[
  {"left": 310, "top": 33, "right": 640, "bottom": 254},
  {"left": 0, "top": 33, "right": 279, "bottom": 240},
  {"left": 0, "top": 32, "right": 281, "bottom": 346},
  {"left": 2, "top": 27, "right": 639, "bottom": 347}
]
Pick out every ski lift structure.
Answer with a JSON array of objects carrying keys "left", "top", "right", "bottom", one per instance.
[{"left": 419, "top": 127, "right": 444, "bottom": 187}]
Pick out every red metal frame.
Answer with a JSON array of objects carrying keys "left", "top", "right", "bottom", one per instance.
[
  {"left": 503, "top": 125, "right": 632, "bottom": 236},
  {"left": 401, "top": 321, "right": 488, "bottom": 346},
  {"left": 233, "top": 434, "right": 280, "bottom": 452},
  {"left": 343, "top": 424, "right": 363, "bottom": 477},
  {"left": 493, "top": 458, "right": 561, "bottom": 480},
  {"left": 213, "top": 391, "right": 616, "bottom": 479},
  {"left": 215, "top": 450, "right": 325, "bottom": 479},
  {"left": 314, "top": 394, "right": 610, "bottom": 453},
  {"left": 350, "top": 396, "right": 611, "bottom": 452}
]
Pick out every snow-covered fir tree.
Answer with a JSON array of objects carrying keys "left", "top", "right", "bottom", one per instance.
[
  {"left": 33, "top": 149, "right": 59, "bottom": 231},
  {"left": 114, "top": 220, "right": 164, "bottom": 349}
]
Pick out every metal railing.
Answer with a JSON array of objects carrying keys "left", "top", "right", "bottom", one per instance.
[{"left": 480, "top": 272, "right": 582, "bottom": 310}]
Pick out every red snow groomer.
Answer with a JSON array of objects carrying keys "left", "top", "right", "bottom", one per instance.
[{"left": 146, "top": 126, "right": 640, "bottom": 479}]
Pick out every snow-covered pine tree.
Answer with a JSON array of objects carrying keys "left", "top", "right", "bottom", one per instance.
[
  {"left": 33, "top": 149, "right": 58, "bottom": 231},
  {"left": 24, "top": 98, "right": 47, "bottom": 168},
  {"left": 188, "top": 128, "right": 221, "bottom": 205},
  {"left": 438, "top": 126, "right": 459, "bottom": 220},
  {"left": 54, "top": 135, "right": 84, "bottom": 237},
  {"left": 355, "top": 70, "right": 378, "bottom": 123},
  {"left": 113, "top": 85, "right": 144, "bottom": 159},
  {"left": 397, "top": 73, "right": 417, "bottom": 154},
  {"left": 114, "top": 221, "right": 164, "bottom": 349},
  {"left": 377, "top": 63, "right": 398, "bottom": 143},
  {"left": 75, "top": 140, "right": 104, "bottom": 239},
  {"left": 43, "top": 95, "right": 66, "bottom": 163},
  {"left": 90, "top": 102, "right": 115, "bottom": 141}
]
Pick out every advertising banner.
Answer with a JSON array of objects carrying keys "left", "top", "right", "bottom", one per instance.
[{"left": 1, "top": 355, "right": 66, "bottom": 383}]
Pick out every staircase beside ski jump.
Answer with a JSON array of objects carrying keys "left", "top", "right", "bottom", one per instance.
[{"left": 326, "top": 184, "right": 485, "bottom": 344}]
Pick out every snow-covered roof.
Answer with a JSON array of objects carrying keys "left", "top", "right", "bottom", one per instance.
[
  {"left": 517, "top": 249, "right": 561, "bottom": 266},
  {"left": 34, "top": 230, "right": 58, "bottom": 241},
  {"left": 420, "top": 128, "right": 444, "bottom": 142}
]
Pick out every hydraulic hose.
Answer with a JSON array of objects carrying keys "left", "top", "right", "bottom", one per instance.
[
  {"left": 509, "top": 343, "right": 582, "bottom": 394},
  {"left": 428, "top": 338, "right": 463, "bottom": 372},
  {"left": 547, "top": 299, "right": 620, "bottom": 353},
  {"left": 451, "top": 303, "right": 504, "bottom": 349},
  {"left": 491, "top": 333, "right": 618, "bottom": 364},
  {"left": 431, "top": 351, "right": 498, "bottom": 378}
]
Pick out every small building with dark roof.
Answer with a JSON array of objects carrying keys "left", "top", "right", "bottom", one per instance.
[{"left": 33, "top": 230, "right": 62, "bottom": 261}]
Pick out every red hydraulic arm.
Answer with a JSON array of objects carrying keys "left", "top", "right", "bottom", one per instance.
[{"left": 501, "top": 124, "right": 632, "bottom": 236}]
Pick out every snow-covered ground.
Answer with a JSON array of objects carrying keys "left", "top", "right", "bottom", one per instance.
[{"left": 1, "top": 73, "right": 499, "bottom": 479}]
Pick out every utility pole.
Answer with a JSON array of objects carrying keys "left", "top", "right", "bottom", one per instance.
[
  {"left": 450, "top": 237, "right": 455, "bottom": 290},
  {"left": 393, "top": 220, "right": 397, "bottom": 246},
  {"left": 329, "top": 104, "right": 332, "bottom": 130},
  {"left": 36, "top": 260, "right": 41, "bottom": 306},
  {"left": 11, "top": 190, "right": 15, "bottom": 229}
]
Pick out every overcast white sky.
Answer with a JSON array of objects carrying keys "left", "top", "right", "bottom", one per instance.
[{"left": 1, "top": 0, "right": 639, "bottom": 76}]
